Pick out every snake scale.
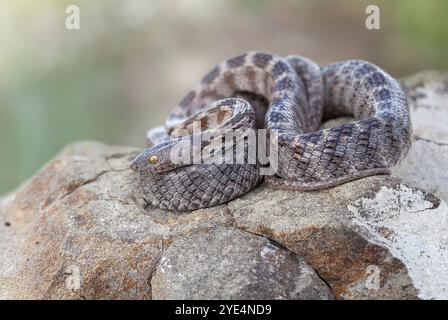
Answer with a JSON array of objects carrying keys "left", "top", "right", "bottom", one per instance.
[{"left": 131, "top": 51, "right": 412, "bottom": 211}]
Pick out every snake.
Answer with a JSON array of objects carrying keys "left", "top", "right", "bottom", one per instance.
[{"left": 130, "top": 51, "right": 412, "bottom": 211}]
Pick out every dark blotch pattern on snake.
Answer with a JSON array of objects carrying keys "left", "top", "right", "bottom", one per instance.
[{"left": 131, "top": 52, "right": 412, "bottom": 211}]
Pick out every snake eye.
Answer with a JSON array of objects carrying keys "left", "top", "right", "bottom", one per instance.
[{"left": 148, "top": 155, "right": 159, "bottom": 165}]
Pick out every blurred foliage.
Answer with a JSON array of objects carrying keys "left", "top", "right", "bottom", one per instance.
[
  {"left": 1, "top": 0, "right": 129, "bottom": 192},
  {"left": 0, "top": 0, "right": 447, "bottom": 194},
  {"left": 388, "top": 0, "right": 448, "bottom": 69}
]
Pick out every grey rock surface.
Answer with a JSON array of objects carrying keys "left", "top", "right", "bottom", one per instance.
[
  {"left": 152, "top": 227, "right": 334, "bottom": 299},
  {"left": 227, "top": 176, "right": 448, "bottom": 299},
  {"left": 391, "top": 71, "right": 448, "bottom": 203},
  {"left": 1, "top": 71, "right": 448, "bottom": 300}
]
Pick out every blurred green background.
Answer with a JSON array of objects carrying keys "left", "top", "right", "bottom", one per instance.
[{"left": 1, "top": 0, "right": 447, "bottom": 194}]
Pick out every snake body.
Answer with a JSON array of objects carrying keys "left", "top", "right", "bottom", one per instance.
[{"left": 131, "top": 52, "right": 412, "bottom": 211}]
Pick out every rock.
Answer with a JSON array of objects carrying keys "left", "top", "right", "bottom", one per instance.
[
  {"left": 0, "top": 142, "right": 232, "bottom": 299},
  {"left": 1, "top": 71, "right": 448, "bottom": 300},
  {"left": 228, "top": 176, "right": 448, "bottom": 299},
  {"left": 391, "top": 71, "right": 448, "bottom": 203},
  {"left": 392, "top": 137, "right": 448, "bottom": 203},
  {"left": 0, "top": 141, "right": 330, "bottom": 299},
  {"left": 401, "top": 71, "right": 448, "bottom": 144},
  {"left": 0, "top": 193, "right": 13, "bottom": 208},
  {"left": 151, "top": 227, "right": 333, "bottom": 300}
]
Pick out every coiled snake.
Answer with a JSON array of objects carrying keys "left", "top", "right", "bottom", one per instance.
[{"left": 131, "top": 52, "right": 412, "bottom": 211}]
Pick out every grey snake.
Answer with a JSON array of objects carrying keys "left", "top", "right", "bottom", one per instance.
[{"left": 131, "top": 52, "right": 412, "bottom": 211}]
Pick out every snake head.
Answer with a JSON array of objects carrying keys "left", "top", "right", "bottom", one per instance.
[
  {"left": 131, "top": 140, "right": 180, "bottom": 173},
  {"left": 131, "top": 138, "right": 194, "bottom": 173}
]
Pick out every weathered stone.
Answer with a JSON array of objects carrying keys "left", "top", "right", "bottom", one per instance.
[
  {"left": 391, "top": 72, "right": 448, "bottom": 203},
  {"left": 1, "top": 71, "right": 448, "bottom": 300},
  {"left": 0, "top": 142, "right": 232, "bottom": 299},
  {"left": 401, "top": 71, "right": 448, "bottom": 144},
  {"left": 227, "top": 176, "right": 448, "bottom": 299},
  {"left": 152, "top": 227, "right": 334, "bottom": 300},
  {"left": 392, "top": 137, "right": 448, "bottom": 203}
]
